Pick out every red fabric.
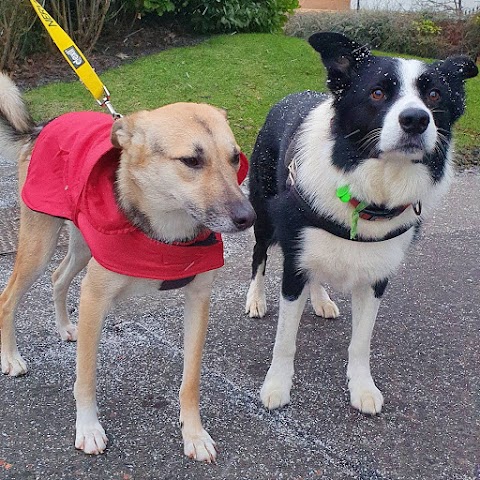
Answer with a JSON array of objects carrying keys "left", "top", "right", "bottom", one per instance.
[{"left": 22, "top": 111, "right": 248, "bottom": 280}]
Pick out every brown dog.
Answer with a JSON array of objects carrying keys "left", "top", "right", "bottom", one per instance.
[{"left": 0, "top": 72, "right": 255, "bottom": 461}]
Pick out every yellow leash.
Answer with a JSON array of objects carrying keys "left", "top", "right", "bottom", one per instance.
[{"left": 29, "top": 0, "right": 121, "bottom": 119}]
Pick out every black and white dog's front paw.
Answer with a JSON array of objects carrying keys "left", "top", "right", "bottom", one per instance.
[{"left": 348, "top": 376, "right": 384, "bottom": 415}]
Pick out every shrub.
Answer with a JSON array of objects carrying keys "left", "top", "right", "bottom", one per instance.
[
  {"left": 178, "top": 0, "right": 299, "bottom": 34},
  {"left": 413, "top": 19, "right": 442, "bottom": 36},
  {"left": 464, "top": 13, "right": 480, "bottom": 59},
  {"left": 129, "top": 0, "right": 176, "bottom": 16},
  {"left": 1, "top": 0, "right": 129, "bottom": 72},
  {"left": 285, "top": 10, "right": 475, "bottom": 59},
  {"left": 131, "top": 0, "right": 299, "bottom": 33},
  {"left": 45, "top": 0, "right": 116, "bottom": 54},
  {"left": 0, "top": 0, "right": 37, "bottom": 70}
]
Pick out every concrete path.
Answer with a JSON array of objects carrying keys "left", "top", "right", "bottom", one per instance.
[{"left": 0, "top": 165, "right": 478, "bottom": 480}]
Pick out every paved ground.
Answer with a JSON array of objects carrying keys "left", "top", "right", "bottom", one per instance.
[{"left": 0, "top": 156, "right": 478, "bottom": 480}]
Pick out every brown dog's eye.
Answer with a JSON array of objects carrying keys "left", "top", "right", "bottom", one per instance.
[
  {"left": 428, "top": 89, "right": 441, "bottom": 102},
  {"left": 231, "top": 152, "right": 240, "bottom": 166},
  {"left": 180, "top": 156, "right": 203, "bottom": 169},
  {"left": 371, "top": 88, "right": 385, "bottom": 101}
]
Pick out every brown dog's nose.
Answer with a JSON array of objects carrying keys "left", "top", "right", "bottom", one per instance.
[{"left": 231, "top": 201, "right": 256, "bottom": 231}]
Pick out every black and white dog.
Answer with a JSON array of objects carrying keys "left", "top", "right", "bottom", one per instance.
[{"left": 245, "top": 32, "right": 477, "bottom": 414}]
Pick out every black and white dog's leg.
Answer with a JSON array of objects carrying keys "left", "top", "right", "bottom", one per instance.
[
  {"left": 347, "top": 283, "right": 386, "bottom": 415},
  {"left": 260, "top": 258, "right": 308, "bottom": 409},
  {"left": 309, "top": 282, "right": 340, "bottom": 319},
  {"left": 245, "top": 221, "right": 272, "bottom": 318}
]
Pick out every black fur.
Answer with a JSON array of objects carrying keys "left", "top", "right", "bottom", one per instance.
[
  {"left": 249, "top": 90, "right": 326, "bottom": 281},
  {"left": 372, "top": 279, "right": 389, "bottom": 299}
]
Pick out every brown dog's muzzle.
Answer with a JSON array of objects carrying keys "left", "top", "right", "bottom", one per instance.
[{"left": 229, "top": 199, "right": 256, "bottom": 231}]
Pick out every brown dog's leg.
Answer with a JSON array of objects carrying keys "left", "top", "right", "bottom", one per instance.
[
  {"left": 179, "top": 270, "right": 217, "bottom": 463},
  {"left": 74, "top": 259, "right": 130, "bottom": 455},
  {"left": 0, "top": 206, "right": 64, "bottom": 376},
  {"left": 52, "top": 224, "right": 91, "bottom": 341}
]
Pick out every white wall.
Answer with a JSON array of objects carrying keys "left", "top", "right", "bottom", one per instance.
[{"left": 350, "top": 0, "right": 480, "bottom": 11}]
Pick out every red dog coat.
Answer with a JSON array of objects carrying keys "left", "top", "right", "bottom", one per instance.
[{"left": 22, "top": 112, "right": 248, "bottom": 280}]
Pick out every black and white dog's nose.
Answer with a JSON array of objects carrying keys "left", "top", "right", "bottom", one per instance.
[{"left": 399, "top": 108, "right": 430, "bottom": 134}]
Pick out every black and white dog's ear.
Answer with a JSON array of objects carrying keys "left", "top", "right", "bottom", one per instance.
[
  {"left": 432, "top": 55, "right": 478, "bottom": 122},
  {"left": 308, "top": 32, "right": 371, "bottom": 95},
  {"left": 438, "top": 55, "right": 478, "bottom": 80}
]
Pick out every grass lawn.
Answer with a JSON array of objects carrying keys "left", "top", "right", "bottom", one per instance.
[{"left": 24, "top": 33, "right": 480, "bottom": 158}]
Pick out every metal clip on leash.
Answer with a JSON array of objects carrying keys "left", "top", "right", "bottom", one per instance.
[{"left": 98, "top": 86, "right": 122, "bottom": 120}]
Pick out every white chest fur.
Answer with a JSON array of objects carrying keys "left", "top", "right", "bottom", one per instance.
[{"left": 297, "top": 227, "right": 414, "bottom": 292}]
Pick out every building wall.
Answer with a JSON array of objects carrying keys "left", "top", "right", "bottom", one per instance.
[
  {"left": 350, "top": 0, "right": 479, "bottom": 11},
  {"left": 299, "top": 0, "right": 350, "bottom": 10}
]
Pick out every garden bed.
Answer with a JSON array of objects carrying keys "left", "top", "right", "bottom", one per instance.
[{"left": 12, "top": 16, "right": 205, "bottom": 91}]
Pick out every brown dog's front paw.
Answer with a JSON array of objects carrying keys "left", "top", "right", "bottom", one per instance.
[
  {"left": 182, "top": 428, "right": 217, "bottom": 463},
  {"left": 1, "top": 351, "right": 28, "bottom": 376},
  {"left": 57, "top": 322, "right": 78, "bottom": 342},
  {"left": 75, "top": 421, "right": 108, "bottom": 455}
]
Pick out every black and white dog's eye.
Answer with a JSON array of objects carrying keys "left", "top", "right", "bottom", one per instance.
[
  {"left": 428, "top": 89, "right": 441, "bottom": 102},
  {"left": 180, "top": 156, "right": 203, "bottom": 168},
  {"left": 370, "top": 88, "right": 385, "bottom": 101}
]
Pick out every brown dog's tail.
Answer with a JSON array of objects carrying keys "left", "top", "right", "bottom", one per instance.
[{"left": 0, "top": 72, "right": 35, "bottom": 163}]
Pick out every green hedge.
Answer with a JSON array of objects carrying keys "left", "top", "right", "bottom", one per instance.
[
  {"left": 285, "top": 10, "right": 480, "bottom": 60},
  {"left": 132, "top": 0, "right": 299, "bottom": 33},
  {"left": 179, "top": 0, "right": 299, "bottom": 33}
]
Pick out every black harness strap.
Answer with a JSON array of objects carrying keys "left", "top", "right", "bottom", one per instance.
[
  {"left": 159, "top": 276, "right": 196, "bottom": 291},
  {"left": 157, "top": 232, "right": 217, "bottom": 290},
  {"left": 289, "top": 187, "right": 416, "bottom": 243}
]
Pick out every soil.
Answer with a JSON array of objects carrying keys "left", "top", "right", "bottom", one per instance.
[{"left": 11, "top": 16, "right": 206, "bottom": 91}]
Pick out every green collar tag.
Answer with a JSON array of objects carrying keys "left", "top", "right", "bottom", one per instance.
[
  {"left": 350, "top": 201, "right": 367, "bottom": 239},
  {"left": 336, "top": 185, "right": 367, "bottom": 239},
  {"left": 336, "top": 185, "right": 351, "bottom": 203}
]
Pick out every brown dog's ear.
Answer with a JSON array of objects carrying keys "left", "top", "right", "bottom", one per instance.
[
  {"left": 111, "top": 117, "right": 131, "bottom": 149},
  {"left": 215, "top": 107, "right": 228, "bottom": 119}
]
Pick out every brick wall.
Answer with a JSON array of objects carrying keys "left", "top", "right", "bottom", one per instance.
[{"left": 299, "top": 0, "right": 350, "bottom": 10}]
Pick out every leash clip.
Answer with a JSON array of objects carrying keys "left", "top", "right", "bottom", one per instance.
[{"left": 97, "top": 86, "right": 122, "bottom": 120}]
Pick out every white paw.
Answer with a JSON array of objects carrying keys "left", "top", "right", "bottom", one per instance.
[
  {"left": 312, "top": 299, "right": 340, "bottom": 319},
  {"left": 182, "top": 428, "right": 217, "bottom": 463},
  {"left": 75, "top": 421, "right": 108, "bottom": 455},
  {"left": 1, "top": 351, "right": 28, "bottom": 376},
  {"left": 349, "top": 378, "right": 384, "bottom": 415},
  {"left": 260, "top": 376, "right": 292, "bottom": 410},
  {"left": 245, "top": 283, "right": 267, "bottom": 318},
  {"left": 57, "top": 323, "right": 78, "bottom": 342}
]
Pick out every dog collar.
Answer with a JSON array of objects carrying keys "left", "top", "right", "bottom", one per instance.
[
  {"left": 336, "top": 184, "right": 422, "bottom": 239},
  {"left": 290, "top": 186, "right": 416, "bottom": 242},
  {"left": 348, "top": 197, "right": 410, "bottom": 221},
  {"left": 337, "top": 184, "right": 411, "bottom": 220}
]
